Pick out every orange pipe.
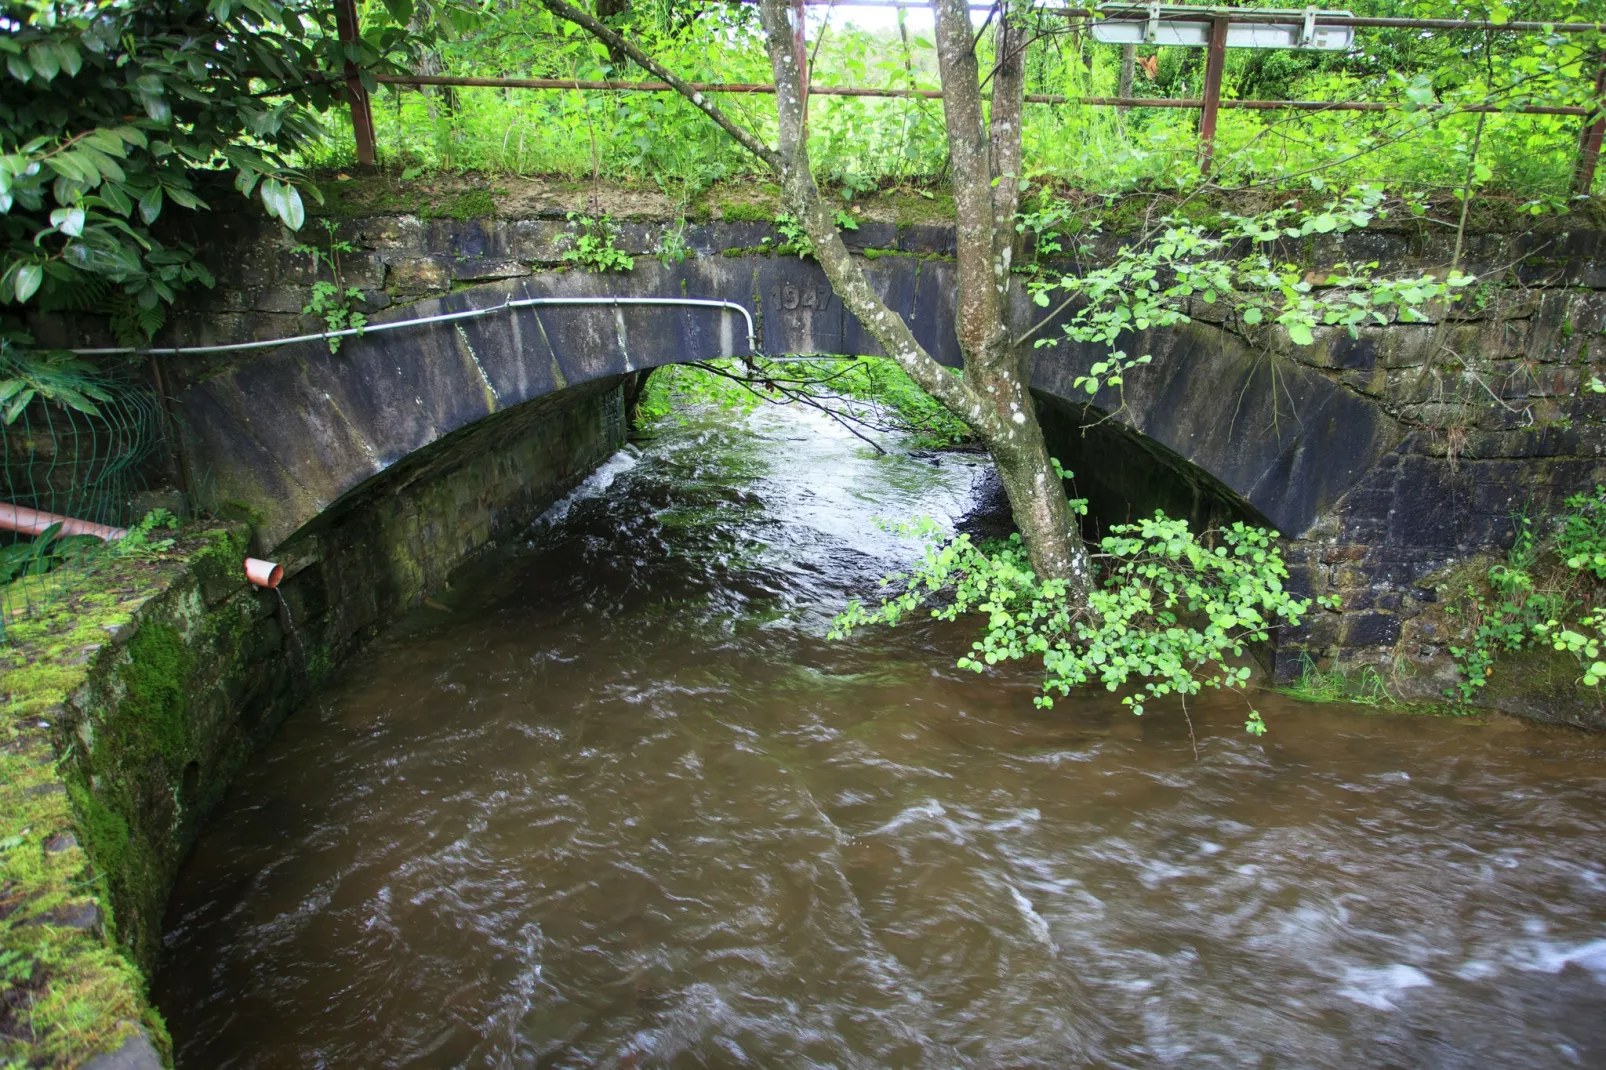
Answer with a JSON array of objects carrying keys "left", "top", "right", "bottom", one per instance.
[
  {"left": 244, "top": 558, "right": 283, "bottom": 589},
  {"left": 0, "top": 502, "right": 126, "bottom": 541}
]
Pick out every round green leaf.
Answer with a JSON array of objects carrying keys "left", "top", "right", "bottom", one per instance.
[{"left": 14, "top": 263, "right": 42, "bottom": 302}]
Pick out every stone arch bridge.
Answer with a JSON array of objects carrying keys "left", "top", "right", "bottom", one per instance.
[
  {"left": 179, "top": 254, "right": 1391, "bottom": 547},
  {"left": 145, "top": 213, "right": 1603, "bottom": 698}
]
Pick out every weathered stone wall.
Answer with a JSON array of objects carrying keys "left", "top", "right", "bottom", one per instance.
[
  {"left": 1038, "top": 279, "right": 1606, "bottom": 723},
  {"left": 1268, "top": 283, "right": 1606, "bottom": 719},
  {"left": 268, "top": 376, "right": 628, "bottom": 672}
]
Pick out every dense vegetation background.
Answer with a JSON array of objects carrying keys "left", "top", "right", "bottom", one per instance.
[
  {"left": 330, "top": 0, "right": 1606, "bottom": 204},
  {"left": 2, "top": 0, "right": 1606, "bottom": 333}
]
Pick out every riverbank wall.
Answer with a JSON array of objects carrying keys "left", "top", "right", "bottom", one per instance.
[{"left": 0, "top": 376, "right": 627, "bottom": 1067}]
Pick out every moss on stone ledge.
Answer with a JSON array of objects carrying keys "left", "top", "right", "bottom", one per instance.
[
  {"left": 0, "top": 525, "right": 249, "bottom": 1069},
  {"left": 303, "top": 167, "right": 1601, "bottom": 236}
]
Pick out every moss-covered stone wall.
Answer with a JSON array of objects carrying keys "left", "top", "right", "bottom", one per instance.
[
  {"left": 1, "top": 377, "right": 627, "bottom": 1068},
  {"left": 2, "top": 527, "right": 258, "bottom": 1069}
]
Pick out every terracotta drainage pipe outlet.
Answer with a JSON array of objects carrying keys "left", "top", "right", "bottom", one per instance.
[
  {"left": 0, "top": 502, "right": 127, "bottom": 541},
  {"left": 245, "top": 558, "right": 284, "bottom": 589}
]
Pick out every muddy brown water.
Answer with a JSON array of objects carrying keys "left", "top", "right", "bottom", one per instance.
[{"left": 157, "top": 405, "right": 1606, "bottom": 1068}]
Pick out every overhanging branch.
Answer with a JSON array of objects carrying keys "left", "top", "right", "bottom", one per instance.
[{"left": 532, "top": 0, "right": 782, "bottom": 170}]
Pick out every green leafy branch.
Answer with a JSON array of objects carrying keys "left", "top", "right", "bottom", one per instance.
[
  {"left": 832, "top": 500, "right": 1310, "bottom": 735},
  {"left": 0, "top": 0, "right": 459, "bottom": 318},
  {"left": 1025, "top": 188, "right": 1476, "bottom": 399},
  {"left": 0, "top": 337, "right": 112, "bottom": 424}
]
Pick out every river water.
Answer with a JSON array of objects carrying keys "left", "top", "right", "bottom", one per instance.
[{"left": 157, "top": 404, "right": 1606, "bottom": 1068}]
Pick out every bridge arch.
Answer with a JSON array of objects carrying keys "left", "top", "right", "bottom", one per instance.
[{"left": 177, "top": 255, "right": 1396, "bottom": 552}]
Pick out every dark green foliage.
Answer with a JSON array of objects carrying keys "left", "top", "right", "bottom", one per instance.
[
  {"left": 1446, "top": 494, "right": 1606, "bottom": 699},
  {"left": 0, "top": 525, "right": 99, "bottom": 585},
  {"left": 1557, "top": 485, "right": 1606, "bottom": 580},
  {"left": 0, "top": 338, "right": 111, "bottom": 423},
  {"left": 0, "top": 0, "right": 447, "bottom": 314},
  {"left": 107, "top": 294, "right": 166, "bottom": 348}
]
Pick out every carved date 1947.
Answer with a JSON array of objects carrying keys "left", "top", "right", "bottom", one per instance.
[{"left": 771, "top": 281, "right": 830, "bottom": 312}]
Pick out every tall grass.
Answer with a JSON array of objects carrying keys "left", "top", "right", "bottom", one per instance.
[{"left": 302, "top": 6, "right": 1595, "bottom": 202}]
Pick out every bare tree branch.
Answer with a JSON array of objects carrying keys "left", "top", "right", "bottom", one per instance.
[
  {"left": 753, "top": 0, "right": 992, "bottom": 429},
  {"left": 532, "top": 0, "right": 782, "bottom": 168}
]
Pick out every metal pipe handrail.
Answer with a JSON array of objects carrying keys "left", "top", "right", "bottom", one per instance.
[
  {"left": 70, "top": 296, "right": 759, "bottom": 358},
  {"left": 350, "top": 3, "right": 1606, "bottom": 194}
]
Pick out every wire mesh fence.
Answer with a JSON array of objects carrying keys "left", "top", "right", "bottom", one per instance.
[{"left": 1, "top": 360, "right": 169, "bottom": 644}]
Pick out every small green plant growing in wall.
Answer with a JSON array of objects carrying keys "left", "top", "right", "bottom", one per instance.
[
  {"left": 770, "top": 210, "right": 860, "bottom": 260},
  {"left": 112, "top": 509, "right": 179, "bottom": 560},
  {"left": 559, "top": 212, "right": 634, "bottom": 273},
  {"left": 292, "top": 219, "right": 367, "bottom": 353},
  {"left": 1444, "top": 489, "right": 1606, "bottom": 700}
]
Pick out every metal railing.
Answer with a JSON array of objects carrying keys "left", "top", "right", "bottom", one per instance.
[
  {"left": 331, "top": 0, "right": 1606, "bottom": 192},
  {"left": 71, "top": 297, "right": 760, "bottom": 358}
]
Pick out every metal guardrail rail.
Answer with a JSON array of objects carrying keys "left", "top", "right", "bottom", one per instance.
[
  {"left": 329, "top": 1, "right": 1606, "bottom": 190},
  {"left": 70, "top": 297, "right": 760, "bottom": 358}
]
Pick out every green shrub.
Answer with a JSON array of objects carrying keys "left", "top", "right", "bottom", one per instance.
[{"left": 832, "top": 508, "right": 1311, "bottom": 735}]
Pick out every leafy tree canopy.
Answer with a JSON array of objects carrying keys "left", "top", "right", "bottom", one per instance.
[{"left": 0, "top": 0, "right": 445, "bottom": 315}]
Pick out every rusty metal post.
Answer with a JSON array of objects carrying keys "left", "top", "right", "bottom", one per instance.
[
  {"left": 1573, "top": 57, "right": 1606, "bottom": 195},
  {"left": 1197, "top": 15, "right": 1228, "bottom": 176},
  {"left": 334, "top": 0, "right": 377, "bottom": 167},
  {"left": 792, "top": 0, "right": 809, "bottom": 125}
]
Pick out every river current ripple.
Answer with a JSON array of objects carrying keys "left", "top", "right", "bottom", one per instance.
[{"left": 158, "top": 405, "right": 1606, "bottom": 1068}]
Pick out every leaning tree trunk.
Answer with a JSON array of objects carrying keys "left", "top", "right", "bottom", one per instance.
[
  {"left": 916, "top": 0, "right": 1086, "bottom": 584},
  {"left": 535, "top": 0, "right": 1091, "bottom": 596}
]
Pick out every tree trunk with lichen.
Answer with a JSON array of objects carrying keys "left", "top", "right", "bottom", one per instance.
[{"left": 535, "top": 0, "right": 1090, "bottom": 597}]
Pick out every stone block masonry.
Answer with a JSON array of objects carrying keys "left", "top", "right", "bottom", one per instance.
[{"left": 20, "top": 176, "right": 1606, "bottom": 720}]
